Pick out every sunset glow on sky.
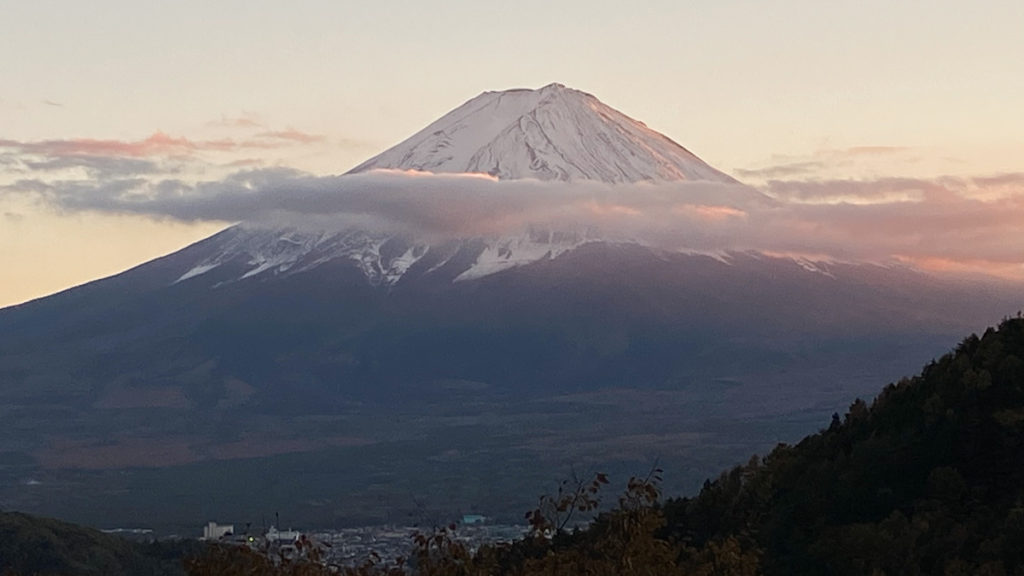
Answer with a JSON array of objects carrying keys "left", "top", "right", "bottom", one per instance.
[{"left": 2, "top": 0, "right": 1023, "bottom": 306}]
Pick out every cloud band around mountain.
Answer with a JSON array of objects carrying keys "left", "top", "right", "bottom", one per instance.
[{"left": 3, "top": 168, "right": 1023, "bottom": 279}]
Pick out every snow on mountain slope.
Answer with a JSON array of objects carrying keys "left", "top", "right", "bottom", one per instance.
[
  {"left": 452, "top": 229, "right": 589, "bottom": 282},
  {"left": 174, "top": 225, "right": 590, "bottom": 287},
  {"left": 348, "top": 83, "right": 736, "bottom": 184},
  {"left": 175, "top": 226, "right": 420, "bottom": 286},
  {"left": 176, "top": 84, "right": 741, "bottom": 287}
]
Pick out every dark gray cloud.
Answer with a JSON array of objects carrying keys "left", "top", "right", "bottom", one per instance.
[
  {"left": 840, "top": 146, "right": 910, "bottom": 156},
  {"left": 764, "top": 177, "right": 944, "bottom": 203},
  {"left": 0, "top": 152, "right": 23, "bottom": 169},
  {"left": 734, "top": 161, "right": 825, "bottom": 179},
  {"left": 206, "top": 114, "right": 264, "bottom": 129},
  {"left": 971, "top": 172, "right": 1024, "bottom": 188},
  {"left": 1, "top": 179, "right": 56, "bottom": 195},
  {"left": 23, "top": 155, "right": 163, "bottom": 178},
  {"left": 2, "top": 168, "right": 769, "bottom": 237},
  {"left": 737, "top": 146, "right": 920, "bottom": 183}
]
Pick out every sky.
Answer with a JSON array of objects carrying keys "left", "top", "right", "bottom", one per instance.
[{"left": 2, "top": 0, "right": 1023, "bottom": 307}]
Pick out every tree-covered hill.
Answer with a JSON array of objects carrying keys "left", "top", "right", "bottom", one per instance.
[
  {"left": 664, "top": 315, "right": 1024, "bottom": 574},
  {"left": 0, "top": 511, "right": 199, "bottom": 576}
]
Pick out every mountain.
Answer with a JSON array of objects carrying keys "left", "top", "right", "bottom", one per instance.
[
  {"left": 170, "top": 83, "right": 739, "bottom": 289},
  {"left": 348, "top": 83, "right": 737, "bottom": 183},
  {"left": 0, "top": 84, "right": 1019, "bottom": 533}
]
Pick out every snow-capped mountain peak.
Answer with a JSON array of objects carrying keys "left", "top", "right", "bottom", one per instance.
[
  {"left": 347, "top": 83, "right": 736, "bottom": 184},
  {"left": 175, "top": 84, "right": 738, "bottom": 287}
]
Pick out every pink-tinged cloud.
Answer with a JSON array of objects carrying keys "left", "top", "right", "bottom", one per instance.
[
  {"left": 1, "top": 132, "right": 217, "bottom": 158},
  {"left": 4, "top": 168, "right": 1023, "bottom": 282},
  {"left": 254, "top": 129, "right": 327, "bottom": 144},
  {"left": 673, "top": 204, "right": 747, "bottom": 222},
  {"left": 0, "top": 130, "right": 327, "bottom": 160},
  {"left": 584, "top": 201, "right": 642, "bottom": 217},
  {"left": 899, "top": 256, "right": 1024, "bottom": 283}
]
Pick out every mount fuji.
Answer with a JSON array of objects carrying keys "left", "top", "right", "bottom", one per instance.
[
  {"left": 170, "top": 83, "right": 738, "bottom": 289},
  {"left": 349, "top": 83, "right": 736, "bottom": 183},
  {"left": 0, "top": 84, "right": 1018, "bottom": 532}
]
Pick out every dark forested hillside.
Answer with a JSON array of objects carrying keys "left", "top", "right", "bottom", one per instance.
[
  {"left": 664, "top": 315, "right": 1024, "bottom": 574},
  {"left": 0, "top": 511, "right": 199, "bottom": 576}
]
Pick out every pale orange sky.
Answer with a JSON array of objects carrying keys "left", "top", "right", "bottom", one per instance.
[{"left": 2, "top": 0, "right": 1022, "bottom": 307}]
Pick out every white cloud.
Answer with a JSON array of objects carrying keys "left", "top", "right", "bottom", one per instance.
[{"left": 4, "top": 168, "right": 1023, "bottom": 280}]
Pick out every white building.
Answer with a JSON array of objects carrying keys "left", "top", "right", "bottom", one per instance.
[
  {"left": 266, "top": 525, "right": 301, "bottom": 543},
  {"left": 202, "top": 521, "right": 234, "bottom": 540}
]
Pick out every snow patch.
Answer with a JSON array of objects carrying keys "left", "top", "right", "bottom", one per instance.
[
  {"left": 793, "top": 257, "right": 837, "bottom": 279},
  {"left": 454, "top": 233, "right": 587, "bottom": 282},
  {"left": 384, "top": 244, "right": 428, "bottom": 285},
  {"left": 176, "top": 263, "right": 220, "bottom": 283}
]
